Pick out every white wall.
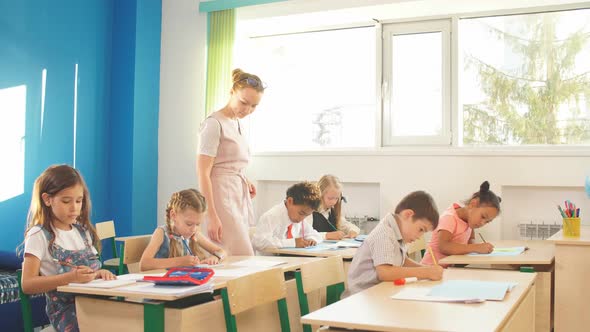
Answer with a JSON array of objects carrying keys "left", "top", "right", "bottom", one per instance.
[
  {"left": 158, "top": 0, "right": 590, "bottom": 237},
  {"left": 247, "top": 155, "right": 590, "bottom": 240},
  {"left": 158, "top": 0, "right": 207, "bottom": 226}
]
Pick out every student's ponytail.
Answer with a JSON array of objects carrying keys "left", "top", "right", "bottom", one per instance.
[{"left": 468, "top": 181, "right": 502, "bottom": 213}]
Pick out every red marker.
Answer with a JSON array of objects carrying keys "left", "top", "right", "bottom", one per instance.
[{"left": 393, "top": 277, "right": 418, "bottom": 285}]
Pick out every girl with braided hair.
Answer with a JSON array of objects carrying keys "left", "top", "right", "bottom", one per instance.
[{"left": 140, "top": 189, "right": 227, "bottom": 271}]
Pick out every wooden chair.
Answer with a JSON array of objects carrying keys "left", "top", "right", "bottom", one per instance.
[
  {"left": 117, "top": 235, "right": 152, "bottom": 274},
  {"left": 294, "top": 256, "right": 346, "bottom": 332},
  {"left": 95, "top": 221, "right": 119, "bottom": 274},
  {"left": 220, "top": 268, "right": 291, "bottom": 332},
  {"left": 408, "top": 234, "right": 426, "bottom": 261}
]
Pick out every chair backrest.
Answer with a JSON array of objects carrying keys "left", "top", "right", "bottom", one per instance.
[
  {"left": 296, "top": 256, "right": 346, "bottom": 332},
  {"left": 95, "top": 221, "right": 116, "bottom": 240},
  {"left": 225, "top": 268, "right": 287, "bottom": 315},
  {"left": 121, "top": 235, "right": 152, "bottom": 265},
  {"left": 119, "top": 235, "right": 152, "bottom": 274},
  {"left": 298, "top": 255, "right": 345, "bottom": 294}
]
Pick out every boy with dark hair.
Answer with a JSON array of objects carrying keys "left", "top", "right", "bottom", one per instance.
[{"left": 253, "top": 182, "right": 323, "bottom": 250}]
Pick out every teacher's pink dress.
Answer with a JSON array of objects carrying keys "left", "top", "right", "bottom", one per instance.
[{"left": 198, "top": 111, "right": 255, "bottom": 255}]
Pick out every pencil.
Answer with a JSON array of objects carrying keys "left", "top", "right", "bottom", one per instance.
[
  {"left": 478, "top": 233, "right": 487, "bottom": 243},
  {"left": 52, "top": 259, "right": 77, "bottom": 269},
  {"left": 428, "top": 246, "right": 438, "bottom": 266}
]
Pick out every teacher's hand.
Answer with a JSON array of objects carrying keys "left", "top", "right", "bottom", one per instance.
[
  {"left": 208, "top": 216, "right": 223, "bottom": 242},
  {"left": 248, "top": 182, "right": 257, "bottom": 199}
]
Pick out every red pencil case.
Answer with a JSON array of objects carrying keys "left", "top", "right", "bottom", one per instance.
[{"left": 143, "top": 267, "right": 215, "bottom": 286}]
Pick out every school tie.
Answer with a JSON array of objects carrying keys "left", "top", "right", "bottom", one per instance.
[{"left": 286, "top": 224, "right": 293, "bottom": 239}]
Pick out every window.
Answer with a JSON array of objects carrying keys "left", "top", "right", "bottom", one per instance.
[
  {"left": 460, "top": 9, "right": 590, "bottom": 145},
  {"left": 0, "top": 85, "right": 26, "bottom": 202},
  {"left": 237, "top": 6, "right": 590, "bottom": 151},
  {"left": 235, "top": 26, "right": 376, "bottom": 152},
  {"left": 382, "top": 20, "right": 451, "bottom": 145}
]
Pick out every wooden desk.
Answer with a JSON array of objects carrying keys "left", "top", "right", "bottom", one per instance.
[
  {"left": 301, "top": 269, "right": 536, "bottom": 332},
  {"left": 547, "top": 227, "right": 590, "bottom": 332},
  {"left": 263, "top": 247, "right": 356, "bottom": 260},
  {"left": 439, "top": 240, "right": 553, "bottom": 332},
  {"left": 439, "top": 240, "right": 554, "bottom": 266},
  {"left": 263, "top": 246, "right": 357, "bottom": 290},
  {"left": 59, "top": 256, "right": 321, "bottom": 300},
  {"left": 59, "top": 256, "right": 323, "bottom": 332}
]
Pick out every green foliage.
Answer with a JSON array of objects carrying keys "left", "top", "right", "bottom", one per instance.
[{"left": 463, "top": 12, "right": 590, "bottom": 145}]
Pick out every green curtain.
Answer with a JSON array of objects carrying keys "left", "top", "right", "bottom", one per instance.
[{"left": 205, "top": 9, "right": 235, "bottom": 116}]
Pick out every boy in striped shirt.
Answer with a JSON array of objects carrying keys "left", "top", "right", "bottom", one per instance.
[{"left": 343, "top": 191, "right": 444, "bottom": 297}]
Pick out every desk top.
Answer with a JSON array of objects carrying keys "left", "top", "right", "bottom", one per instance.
[
  {"left": 57, "top": 256, "right": 321, "bottom": 301},
  {"left": 263, "top": 247, "right": 357, "bottom": 260},
  {"left": 439, "top": 240, "right": 554, "bottom": 265},
  {"left": 301, "top": 268, "right": 536, "bottom": 332},
  {"left": 547, "top": 227, "right": 590, "bottom": 245},
  {"left": 114, "top": 234, "right": 151, "bottom": 242}
]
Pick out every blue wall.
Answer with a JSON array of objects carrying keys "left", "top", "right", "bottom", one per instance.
[
  {"left": 111, "top": 0, "right": 161, "bottom": 238},
  {"left": 0, "top": 0, "right": 161, "bottom": 267}
]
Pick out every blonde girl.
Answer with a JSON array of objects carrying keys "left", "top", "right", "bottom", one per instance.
[
  {"left": 311, "top": 175, "right": 360, "bottom": 240},
  {"left": 140, "top": 189, "right": 227, "bottom": 271}
]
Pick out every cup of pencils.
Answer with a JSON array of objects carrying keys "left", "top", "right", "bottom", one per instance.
[{"left": 559, "top": 201, "right": 581, "bottom": 237}]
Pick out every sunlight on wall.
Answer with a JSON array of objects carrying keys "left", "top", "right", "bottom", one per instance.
[{"left": 0, "top": 85, "right": 27, "bottom": 202}]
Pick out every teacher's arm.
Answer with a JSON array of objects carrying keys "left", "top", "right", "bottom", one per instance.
[{"left": 197, "top": 155, "right": 223, "bottom": 242}]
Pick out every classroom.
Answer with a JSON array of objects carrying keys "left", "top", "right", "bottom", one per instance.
[{"left": 1, "top": 0, "right": 590, "bottom": 331}]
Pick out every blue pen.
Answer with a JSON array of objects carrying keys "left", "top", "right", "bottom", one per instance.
[
  {"left": 325, "top": 219, "right": 338, "bottom": 232},
  {"left": 182, "top": 238, "right": 194, "bottom": 256}
]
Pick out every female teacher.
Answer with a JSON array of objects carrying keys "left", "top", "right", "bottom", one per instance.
[{"left": 197, "top": 68, "right": 265, "bottom": 256}]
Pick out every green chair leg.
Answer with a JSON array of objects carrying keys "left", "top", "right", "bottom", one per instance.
[
  {"left": 326, "top": 282, "right": 345, "bottom": 305},
  {"left": 16, "top": 270, "right": 34, "bottom": 332},
  {"left": 118, "top": 242, "right": 127, "bottom": 275},
  {"left": 294, "top": 271, "right": 312, "bottom": 332},
  {"left": 143, "top": 302, "right": 165, "bottom": 332},
  {"left": 277, "top": 298, "right": 291, "bottom": 332},
  {"left": 221, "top": 288, "right": 238, "bottom": 332}
]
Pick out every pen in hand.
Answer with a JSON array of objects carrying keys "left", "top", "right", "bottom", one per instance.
[
  {"left": 428, "top": 246, "right": 438, "bottom": 266},
  {"left": 52, "top": 259, "right": 78, "bottom": 269},
  {"left": 478, "top": 233, "right": 487, "bottom": 243}
]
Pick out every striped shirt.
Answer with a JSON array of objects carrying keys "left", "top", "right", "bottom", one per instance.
[{"left": 343, "top": 213, "right": 407, "bottom": 297}]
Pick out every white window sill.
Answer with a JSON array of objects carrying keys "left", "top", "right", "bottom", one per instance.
[{"left": 252, "top": 146, "right": 590, "bottom": 157}]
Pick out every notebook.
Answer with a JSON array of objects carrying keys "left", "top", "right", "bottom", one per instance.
[
  {"left": 467, "top": 246, "right": 526, "bottom": 257},
  {"left": 68, "top": 278, "right": 137, "bottom": 289},
  {"left": 391, "top": 280, "right": 517, "bottom": 303}
]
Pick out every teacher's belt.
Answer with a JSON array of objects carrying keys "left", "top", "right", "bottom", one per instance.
[{"left": 210, "top": 168, "right": 255, "bottom": 226}]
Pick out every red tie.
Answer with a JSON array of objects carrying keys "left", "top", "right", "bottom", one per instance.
[{"left": 286, "top": 224, "right": 293, "bottom": 239}]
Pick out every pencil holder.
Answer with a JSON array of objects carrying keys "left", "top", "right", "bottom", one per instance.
[{"left": 563, "top": 217, "right": 581, "bottom": 237}]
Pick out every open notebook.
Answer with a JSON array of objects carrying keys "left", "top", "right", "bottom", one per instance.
[
  {"left": 391, "top": 280, "right": 517, "bottom": 303},
  {"left": 68, "top": 278, "right": 137, "bottom": 289},
  {"left": 467, "top": 246, "right": 526, "bottom": 257}
]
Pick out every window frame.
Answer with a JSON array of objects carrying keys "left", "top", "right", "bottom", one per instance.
[
  {"left": 236, "top": 3, "right": 590, "bottom": 155},
  {"left": 381, "top": 19, "right": 452, "bottom": 146}
]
